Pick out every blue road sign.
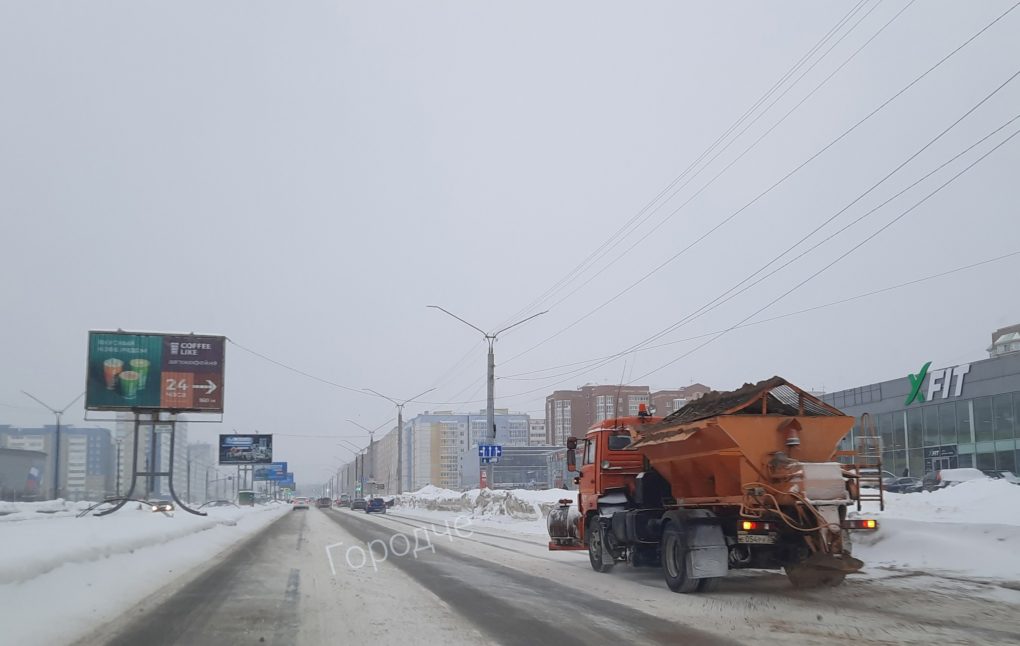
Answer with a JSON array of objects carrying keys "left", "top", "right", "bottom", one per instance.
[{"left": 478, "top": 444, "right": 503, "bottom": 459}]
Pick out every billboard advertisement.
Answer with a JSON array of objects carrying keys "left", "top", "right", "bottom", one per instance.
[
  {"left": 278, "top": 473, "right": 295, "bottom": 489},
  {"left": 218, "top": 434, "right": 273, "bottom": 465},
  {"left": 86, "top": 331, "right": 225, "bottom": 412},
  {"left": 254, "top": 462, "right": 287, "bottom": 481}
]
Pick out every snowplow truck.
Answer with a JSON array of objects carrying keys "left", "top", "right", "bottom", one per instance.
[{"left": 547, "top": 377, "right": 878, "bottom": 591}]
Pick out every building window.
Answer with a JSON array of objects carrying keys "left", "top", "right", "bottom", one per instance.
[
  {"left": 906, "top": 409, "right": 922, "bottom": 451},
  {"left": 973, "top": 397, "right": 994, "bottom": 443},
  {"left": 993, "top": 393, "right": 1015, "bottom": 441},
  {"left": 892, "top": 412, "right": 907, "bottom": 451},
  {"left": 938, "top": 403, "right": 957, "bottom": 446},
  {"left": 956, "top": 401, "right": 973, "bottom": 444},
  {"left": 922, "top": 406, "right": 939, "bottom": 447}
]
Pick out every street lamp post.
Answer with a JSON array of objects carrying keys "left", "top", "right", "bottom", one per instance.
[
  {"left": 21, "top": 391, "right": 85, "bottom": 500},
  {"left": 364, "top": 388, "right": 436, "bottom": 495},
  {"left": 425, "top": 306, "right": 547, "bottom": 443}
]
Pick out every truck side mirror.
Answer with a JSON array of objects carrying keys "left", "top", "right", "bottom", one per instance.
[{"left": 565, "top": 436, "right": 578, "bottom": 472}]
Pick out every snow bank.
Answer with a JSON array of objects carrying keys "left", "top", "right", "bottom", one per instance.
[
  {"left": 0, "top": 502, "right": 287, "bottom": 584},
  {"left": 852, "top": 479, "right": 1020, "bottom": 581},
  {"left": 0, "top": 498, "right": 96, "bottom": 522},
  {"left": 397, "top": 486, "right": 573, "bottom": 521},
  {"left": 858, "top": 478, "right": 1020, "bottom": 525}
]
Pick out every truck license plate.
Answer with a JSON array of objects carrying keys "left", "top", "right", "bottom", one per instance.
[{"left": 737, "top": 533, "right": 776, "bottom": 545}]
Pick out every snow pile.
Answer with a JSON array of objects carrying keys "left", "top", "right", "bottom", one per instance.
[
  {"left": 0, "top": 498, "right": 96, "bottom": 521},
  {"left": 854, "top": 479, "right": 1020, "bottom": 581},
  {"left": 0, "top": 503, "right": 286, "bottom": 584},
  {"left": 396, "top": 486, "right": 573, "bottom": 521}
]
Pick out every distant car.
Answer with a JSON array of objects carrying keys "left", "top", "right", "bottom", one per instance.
[
  {"left": 338, "top": 495, "right": 351, "bottom": 507},
  {"left": 922, "top": 467, "right": 987, "bottom": 491},
  {"left": 365, "top": 498, "right": 386, "bottom": 514},
  {"left": 982, "top": 470, "right": 1020, "bottom": 485},
  {"left": 316, "top": 497, "right": 332, "bottom": 508},
  {"left": 350, "top": 498, "right": 367, "bottom": 510},
  {"left": 885, "top": 477, "right": 923, "bottom": 494},
  {"left": 292, "top": 497, "right": 311, "bottom": 510},
  {"left": 148, "top": 499, "right": 174, "bottom": 513}
]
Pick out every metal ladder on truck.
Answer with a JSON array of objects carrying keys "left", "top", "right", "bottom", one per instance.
[{"left": 853, "top": 412, "right": 884, "bottom": 511}]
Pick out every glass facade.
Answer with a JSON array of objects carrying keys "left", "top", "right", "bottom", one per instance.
[{"left": 839, "top": 391, "right": 1020, "bottom": 476}]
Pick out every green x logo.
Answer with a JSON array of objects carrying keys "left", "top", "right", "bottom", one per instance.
[{"left": 905, "top": 361, "right": 931, "bottom": 406}]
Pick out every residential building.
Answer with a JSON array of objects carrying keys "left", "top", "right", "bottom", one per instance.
[
  {"left": 0, "top": 425, "right": 113, "bottom": 500},
  {"left": 528, "top": 418, "right": 547, "bottom": 446},
  {"left": 989, "top": 323, "right": 1020, "bottom": 358},
  {"left": 650, "top": 384, "right": 711, "bottom": 418}
]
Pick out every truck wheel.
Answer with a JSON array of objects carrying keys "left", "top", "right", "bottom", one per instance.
[
  {"left": 587, "top": 519, "right": 614, "bottom": 573},
  {"left": 661, "top": 524, "right": 698, "bottom": 593}
]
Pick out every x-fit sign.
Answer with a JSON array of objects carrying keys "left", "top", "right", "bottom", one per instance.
[
  {"left": 905, "top": 361, "right": 931, "bottom": 405},
  {"left": 905, "top": 361, "right": 970, "bottom": 406}
]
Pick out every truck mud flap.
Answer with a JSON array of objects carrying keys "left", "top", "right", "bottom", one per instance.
[{"left": 685, "top": 523, "right": 728, "bottom": 579}]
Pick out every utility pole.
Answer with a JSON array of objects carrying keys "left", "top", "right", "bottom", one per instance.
[
  {"left": 364, "top": 388, "right": 436, "bottom": 495},
  {"left": 21, "top": 391, "right": 85, "bottom": 500},
  {"left": 425, "top": 306, "right": 547, "bottom": 443}
]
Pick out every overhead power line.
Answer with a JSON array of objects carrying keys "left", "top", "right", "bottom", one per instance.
[
  {"left": 497, "top": 0, "right": 880, "bottom": 329},
  {"left": 499, "top": 1, "right": 1018, "bottom": 368}
]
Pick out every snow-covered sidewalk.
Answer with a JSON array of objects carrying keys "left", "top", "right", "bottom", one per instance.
[{"left": 0, "top": 501, "right": 290, "bottom": 645}]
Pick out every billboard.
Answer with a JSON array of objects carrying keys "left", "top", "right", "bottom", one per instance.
[
  {"left": 254, "top": 462, "right": 287, "bottom": 481},
  {"left": 219, "top": 434, "right": 273, "bottom": 465},
  {"left": 86, "top": 331, "right": 225, "bottom": 412},
  {"left": 278, "top": 473, "right": 295, "bottom": 488}
]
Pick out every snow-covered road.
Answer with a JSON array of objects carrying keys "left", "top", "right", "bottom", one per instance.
[{"left": 4, "top": 480, "right": 1020, "bottom": 645}]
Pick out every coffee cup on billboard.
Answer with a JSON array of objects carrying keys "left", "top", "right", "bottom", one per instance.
[
  {"left": 119, "top": 371, "right": 140, "bottom": 400},
  {"left": 129, "top": 358, "right": 150, "bottom": 389},
  {"left": 104, "top": 358, "right": 124, "bottom": 390}
]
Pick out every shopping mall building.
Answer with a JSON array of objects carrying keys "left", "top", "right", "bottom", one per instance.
[{"left": 821, "top": 349, "right": 1020, "bottom": 478}]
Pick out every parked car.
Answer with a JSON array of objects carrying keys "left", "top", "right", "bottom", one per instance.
[
  {"left": 856, "top": 468, "right": 898, "bottom": 489},
  {"left": 350, "top": 498, "right": 367, "bottom": 510},
  {"left": 982, "top": 470, "right": 1020, "bottom": 484},
  {"left": 316, "top": 497, "right": 332, "bottom": 508},
  {"left": 292, "top": 497, "right": 311, "bottom": 510},
  {"left": 921, "top": 467, "right": 987, "bottom": 491},
  {"left": 365, "top": 498, "right": 387, "bottom": 514},
  {"left": 885, "top": 477, "right": 923, "bottom": 494}
]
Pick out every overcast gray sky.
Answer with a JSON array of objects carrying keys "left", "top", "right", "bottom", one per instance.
[{"left": 2, "top": 1, "right": 1018, "bottom": 484}]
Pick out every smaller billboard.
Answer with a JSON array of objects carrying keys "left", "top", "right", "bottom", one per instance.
[
  {"left": 219, "top": 434, "right": 273, "bottom": 465},
  {"left": 254, "top": 462, "right": 287, "bottom": 481}
]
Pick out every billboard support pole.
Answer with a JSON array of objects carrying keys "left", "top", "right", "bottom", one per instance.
[
  {"left": 164, "top": 415, "right": 205, "bottom": 516},
  {"left": 96, "top": 412, "right": 207, "bottom": 517}
]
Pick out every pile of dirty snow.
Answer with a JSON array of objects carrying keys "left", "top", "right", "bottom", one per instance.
[{"left": 395, "top": 486, "right": 573, "bottom": 521}]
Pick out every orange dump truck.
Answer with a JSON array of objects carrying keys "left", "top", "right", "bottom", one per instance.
[{"left": 547, "top": 377, "right": 877, "bottom": 591}]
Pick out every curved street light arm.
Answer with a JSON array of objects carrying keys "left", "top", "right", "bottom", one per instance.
[
  {"left": 493, "top": 310, "right": 549, "bottom": 339},
  {"left": 427, "top": 305, "right": 488, "bottom": 337}
]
